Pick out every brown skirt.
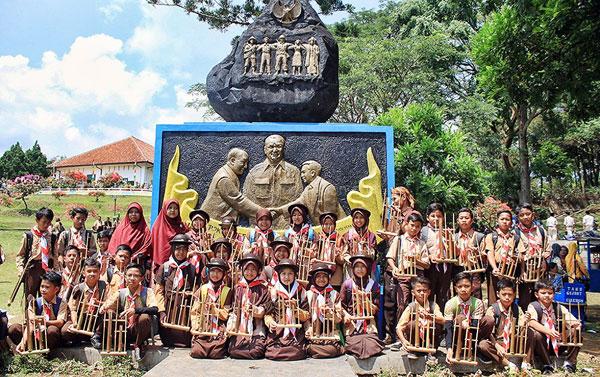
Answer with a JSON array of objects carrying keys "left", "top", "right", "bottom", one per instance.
[
  {"left": 265, "top": 332, "right": 307, "bottom": 361},
  {"left": 190, "top": 334, "right": 228, "bottom": 359},
  {"left": 159, "top": 326, "right": 191, "bottom": 348},
  {"left": 345, "top": 333, "right": 385, "bottom": 360},
  {"left": 228, "top": 335, "right": 267, "bottom": 359},
  {"left": 307, "top": 340, "right": 344, "bottom": 359}
]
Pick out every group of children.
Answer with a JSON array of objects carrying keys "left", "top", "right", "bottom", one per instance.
[{"left": 4, "top": 188, "right": 583, "bottom": 372}]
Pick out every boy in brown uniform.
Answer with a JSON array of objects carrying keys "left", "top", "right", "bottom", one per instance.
[
  {"left": 485, "top": 210, "right": 520, "bottom": 304},
  {"left": 155, "top": 234, "right": 201, "bottom": 347},
  {"left": 105, "top": 244, "right": 132, "bottom": 298},
  {"left": 57, "top": 207, "right": 96, "bottom": 267},
  {"left": 453, "top": 208, "right": 486, "bottom": 299},
  {"left": 8, "top": 271, "right": 67, "bottom": 353},
  {"left": 385, "top": 213, "right": 430, "bottom": 342},
  {"left": 101, "top": 263, "right": 158, "bottom": 359},
  {"left": 16, "top": 208, "right": 57, "bottom": 301},
  {"left": 227, "top": 253, "right": 272, "bottom": 359},
  {"left": 527, "top": 280, "right": 580, "bottom": 373},
  {"left": 62, "top": 257, "right": 107, "bottom": 348},
  {"left": 190, "top": 257, "right": 233, "bottom": 359}
]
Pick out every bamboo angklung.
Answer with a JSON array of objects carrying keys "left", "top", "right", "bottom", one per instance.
[
  {"left": 351, "top": 276, "right": 374, "bottom": 321},
  {"left": 557, "top": 302, "right": 583, "bottom": 347},
  {"left": 392, "top": 236, "right": 417, "bottom": 279},
  {"left": 190, "top": 296, "right": 222, "bottom": 337},
  {"left": 496, "top": 252, "right": 519, "bottom": 281},
  {"left": 275, "top": 291, "right": 302, "bottom": 329},
  {"left": 460, "top": 233, "right": 486, "bottom": 274},
  {"left": 70, "top": 286, "right": 106, "bottom": 337},
  {"left": 19, "top": 295, "right": 50, "bottom": 355},
  {"left": 162, "top": 272, "right": 197, "bottom": 332},
  {"left": 224, "top": 227, "right": 244, "bottom": 262},
  {"left": 193, "top": 232, "right": 213, "bottom": 255},
  {"left": 522, "top": 252, "right": 545, "bottom": 283},
  {"left": 437, "top": 215, "right": 458, "bottom": 264},
  {"left": 447, "top": 305, "right": 479, "bottom": 365},
  {"left": 505, "top": 306, "right": 528, "bottom": 358},
  {"left": 406, "top": 294, "right": 437, "bottom": 354},
  {"left": 379, "top": 194, "right": 403, "bottom": 237},
  {"left": 350, "top": 240, "right": 375, "bottom": 259},
  {"left": 296, "top": 238, "right": 314, "bottom": 285},
  {"left": 314, "top": 236, "right": 337, "bottom": 266},
  {"left": 226, "top": 291, "right": 255, "bottom": 338},
  {"left": 309, "top": 296, "right": 338, "bottom": 341},
  {"left": 100, "top": 300, "right": 127, "bottom": 356}
]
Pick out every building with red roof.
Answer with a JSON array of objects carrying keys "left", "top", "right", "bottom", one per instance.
[{"left": 52, "top": 137, "right": 154, "bottom": 188}]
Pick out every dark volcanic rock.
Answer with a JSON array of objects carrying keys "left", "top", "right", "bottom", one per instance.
[{"left": 206, "top": 0, "right": 339, "bottom": 122}]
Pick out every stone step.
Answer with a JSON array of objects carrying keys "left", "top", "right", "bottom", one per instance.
[{"left": 49, "top": 345, "right": 171, "bottom": 371}]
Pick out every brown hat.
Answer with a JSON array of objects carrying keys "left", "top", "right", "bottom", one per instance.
[
  {"left": 239, "top": 253, "right": 264, "bottom": 270},
  {"left": 274, "top": 258, "right": 299, "bottom": 273},
  {"left": 220, "top": 216, "right": 237, "bottom": 227},
  {"left": 288, "top": 203, "right": 309, "bottom": 216},
  {"left": 206, "top": 257, "right": 229, "bottom": 271},
  {"left": 189, "top": 209, "right": 210, "bottom": 223},
  {"left": 349, "top": 253, "right": 374, "bottom": 269},
  {"left": 255, "top": 208, "right": 273, "bottom": 222},
  {"left": 319, "top": 212, "right": 338, "bottom": 224},
  {"left": 350, "top": 207, "right": 371, "bottom": 219},
  {"left": 270, "top": 236, "right": 292, "bottom": 251},
  {"left": 210, "top": 238, "right": 232, "bottom": 253},
  {"left": 169, "top": 233, "right": 192, "bottom": 245},
  {"left": 310, "top": 262, "right": 333, "bottom": 277}
]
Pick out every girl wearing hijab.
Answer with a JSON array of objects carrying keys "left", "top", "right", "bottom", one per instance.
[
  {"left": 284, "top": 204, "right": 314, "bottom": 259},
  {"left": 341, "top": 208, "right": 377, "bottom": 277},
  {"left": 249, "top": 209, "right": 278, "bottom": 263},
  {"left": 151, "top": 199, "right": 187, "bottom": 270},
  {"left": 109, "top": 202, "right": 153, "bottom": 274}
]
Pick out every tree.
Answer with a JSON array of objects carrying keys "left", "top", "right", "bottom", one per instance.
[
  {"left": 531, "top": 140, "right": 572, "bottom": 193},
  {"left": 147, "top": 0, "right": 352, "bottom": 30},
  {"left": 7, "top": 174, "right": 44, "bottom": 210},
  {"left": 374, "top": 103, "right": 489, "bottom": 212},
  {"left": 0, "top": 143, "right": 28, "bottom": 180},
  {"left": 25, "top": 141, "right": 50, "bottom": 177}
]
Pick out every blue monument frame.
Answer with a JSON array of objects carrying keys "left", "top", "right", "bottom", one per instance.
[{"left": 151, "top": 122, "right": 395, "bottom": 225}]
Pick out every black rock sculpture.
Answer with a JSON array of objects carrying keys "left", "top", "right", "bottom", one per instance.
[{"left": 206, "top": 0, "right": 339, "bottom": 122}]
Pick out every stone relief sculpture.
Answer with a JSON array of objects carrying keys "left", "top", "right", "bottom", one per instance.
[
  {"left": 242, "top": 134, "right": 303, "bottom": 228},
  {"left": 243, "top": 36, "right": 258, "bottom": 75},
  {"left": 258, "top": 37, "right": 274, "bottom": 75},
  {"left": 289, "top": 40, "right": 304, "bottom": 75},
  {"left": 201, "top": 148, "right": 262, "bottom": 222},
  {"left": 305, "top": 37, "right": 320, "bottom": 76},
  {"left": 272, "top": 0, "right": 302, "bottom": 25},
  {"left": 242, "top": 35, "right": 319, "bottom": 77},
  {"left": 273, "top": 35, "right": 292, "bottom": 75}
]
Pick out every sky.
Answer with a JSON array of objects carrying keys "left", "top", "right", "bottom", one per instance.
[{"left": 0, "top": 0, "right": 380, "bottom": 159}]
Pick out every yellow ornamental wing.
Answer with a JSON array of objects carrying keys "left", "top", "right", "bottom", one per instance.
[{"left": 163, "top": 145, "right": 199, "bottom": 223}]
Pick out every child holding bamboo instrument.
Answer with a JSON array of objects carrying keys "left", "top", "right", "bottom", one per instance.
[
  {"left": 527, "top": 279, "right": 581, "bottom": 373},
  {"left": 105, "top": 244, "right": 131, "bottom": 297},
  {"left": 340, "top": 254, "right": 384, "bottom": 359},
  {"left": 316, "top": 212, "right": 343, "bottom": 289},
  {"left": 396, "top": 276, "right": 444, "bottom": 360},
  {"left": 62, "top": 257, "right": 107, "bottom": 348},
  {"left": 155, "top": 234, "right": 201, "bottom": 347},
  {"left": 263, "top": 236, "right": 293, "bottom": 286},
  {"left": 453, "top": 208, "right": 486, "bottom": 299},
  {"left": 190, "top": 257, "right": 233, "bottom": 359}
]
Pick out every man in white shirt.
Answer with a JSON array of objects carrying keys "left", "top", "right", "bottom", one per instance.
[
  {"left": 583, "top": 211, "right": 595, "bottom": 232},
  {"left": 546, "top": 212, "right": 558, "bottom": 242},
  {"left": 564, "top": 212, "right": 575, "bottom": 237}
]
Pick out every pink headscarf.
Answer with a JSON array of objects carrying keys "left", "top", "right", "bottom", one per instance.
[
  {"left": 151, "top": 199, "right": 187, "bottom": 268},
  {"left": 108, "top": 202, "right": 152, "bottom": 260}
]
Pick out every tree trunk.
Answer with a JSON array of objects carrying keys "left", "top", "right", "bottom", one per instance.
[
  {"left": 517, "top": 106, "right": 531, "bottom": 204},
  {"left": 21, "top": 196, "right": 28, "bottom": 210}
]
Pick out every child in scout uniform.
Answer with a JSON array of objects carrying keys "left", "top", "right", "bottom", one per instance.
[
  {"left": 284, "top": 204, "right": 315, "bottom": 257},
  {"left": 527, "top": 279, "right": 581, "bottom": 373},
  {"left": 105, "top": 244, "right": 132, "bottom": 297},
  {"left": 62, "top": 257, "right": 107, "bottom": 348},
  {"left": 101, "top": 263, "right": 158, "bottom": 359},
  {"left": 57, "top": 207, "right": 96, "bottom": 267},
  {"left": 219, "top": 216, "right": 250, "bottom": 256},
  {"left": 485, "top": 210, "right": 520, "bottom": 305},
  {"left": 16, "top": 207, "right": 57, "bottom": 301},
  {"left": 190, "top": 258, "right": 233, "bottom": 359},
  {"left": 385, "top": 213, "right": 430, "bottom": 342},
  {"left": 155, "top": 234, "right": 200, "bottom": 347},
  {"left": 93, "top": 230, "right": 112, "bottom": 278},
  {"left": 316, "top": 212, "right": 344, "bottom": 289},
  {"left": 186, "top": 209, "right": 211, "bottom": 274},
  {"left": 264, "top": 259, "right": 310, "bottom": 360},
  {"left": 341, "top": 208, "right": 377, "bottom": 279},
  {"left": 453, "top": 208, "right": 486, "bottom": 299},
  {"left": 421, "top": 202, "right": 453, "bottom": 310},
  {"left": 477, "top": 279, "right": 530, "bottom": 371},
  {"left": 340, "top": 254, "right": 384, "bottom": 359},
  {"left": 249, "top": 209, "right": 278, "bottom": 262},
  {"left": 515, "top": 203, "right": 551, "bottom": 311},
  {"left": 227, "top": 253, "right": 272, "bottom": 359},
  {"left": 305, "top": 263, "right": 344, "bottom": 358},
  {"left": 60, "top": 245, "right": 81, "bottom": 300},
  {"left": 396, "top": 277, "right": 444, "bottom": 360},
  {"left": 263, "top": 236, "right": 293, "bottom": 286},
  {"left": 8, "top": 271, "right": 67, "bottom": 353},
  {"left": 443, "top": 272, "right": 485, "bottom": 364},
  {"left": 209, "top": 238, "right": 234, "bottom": 286}
]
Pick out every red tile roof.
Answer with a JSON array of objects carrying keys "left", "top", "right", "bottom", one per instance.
[{"left": 53, "top": 137, "right": 154, "bottom": 168}]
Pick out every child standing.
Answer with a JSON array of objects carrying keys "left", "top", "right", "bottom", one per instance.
[
  {"left": 249, "top": 209, "right": 278, "bottom": 262},
  {"left": 485, "top": 210, "right": 520, "bottom": 304},
  {"left": 317, "top": 212, "right": 344, "bottom": 289},
  {"left": 57, "top": 207, "right": 96, "bottom": 265},
  {"left": 341, "top": 208, "right": 377, "bottom": 277},
  {"left": 454, "top": 208, "right": 486, "bottom": 299},
  {"left": 151, "top": 199, "right": 187, "bottom": 270}
]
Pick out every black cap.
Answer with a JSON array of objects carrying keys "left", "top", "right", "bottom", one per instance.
[
  {"left": 189, "top": 209, "right": 210, "bottom": 223},
  {"left": 169, "top": 234, "right": 192, "bottom": 245},
  {"left": 319, "top": 212, "right": 338, "bottom": 224},
  {"left": 270, "top": 236, "right": 293, "bottom": 251},
  {"left": 349, "top": 253, "right": 374, "bottom": 268},
  {"left": 239, "top": 253, "right": 264, "bottom": 270},
  {"left": 274, "top": 258, "right": 299, "bottom": 273},
  {"left": 288, "top": 203, "right": 309, "bottom": 216},
  {"left": 206, "top": 257, "right": 229, "bottom": 271},
  {"left": 350, "top": 207, "right": 371, "bottom": 219},
  {"left": 210, "top": 238, "right": 232, "bottom": 253},
  {"left": 220, "top": 216, "right": 237, "bottom": 227},
  {"left": 310, "top": 262, "right": 333, "bottom": 276}
]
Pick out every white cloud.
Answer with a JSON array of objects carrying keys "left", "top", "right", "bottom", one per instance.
[
  {"left": 0, "top": 34, "right": 166, "bottom": 157},
  {"left": 99, "top": 0, "right": 128, "bottom": 20}
]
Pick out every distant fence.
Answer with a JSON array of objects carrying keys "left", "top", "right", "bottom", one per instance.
[{"left": 38, "top": 187, "right": 152, "bottom": 197}]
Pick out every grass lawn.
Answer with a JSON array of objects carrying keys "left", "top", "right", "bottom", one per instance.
[{"left": 0, "top": 194, "right": 151, "bottom": 320}]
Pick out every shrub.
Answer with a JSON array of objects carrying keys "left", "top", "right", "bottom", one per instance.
[
  {"left": 89, "top": 191, "right": 106, "bottom": 202},
  {"left": 475, "top": 196, "right": 512, "bottom": 231},
  {"left": 52, "top": 191, "right": 67, "bottom": 201},
  {"left": 99, "top": 172, "right": 123, "bottom": 188}
]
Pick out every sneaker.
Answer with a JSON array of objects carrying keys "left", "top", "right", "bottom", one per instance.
[
  {"left": 521, "top": 362, "right": 532, "bottom": 371},
  {"left": 477, "top": 355, "right": 493, "bottom": 365},
  {"left": 390, "top": 342, "right": 403, "bottom": 352},
  {"left": 564, "top": 363, "right": 576, "bottom": 373},
  {"left": 90, "top": 335, "right": 102, "bottom": 350},
  {"left": 426, "top": 354, "right": 438, "bottom": 363},
  {"left": 542, "top": 365, "right": 554, "bottom": 375},
  {"left": 507, "top": 362, "right": 519, "bottom": 372}
]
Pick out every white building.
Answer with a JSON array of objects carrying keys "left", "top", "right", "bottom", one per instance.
[{"left": 52, "top": 137, "right": 154, "bottom": 188}]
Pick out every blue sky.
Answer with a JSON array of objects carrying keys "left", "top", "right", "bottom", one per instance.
[{"left": 0, "top": 0, "right": 380, "bottom": 159}]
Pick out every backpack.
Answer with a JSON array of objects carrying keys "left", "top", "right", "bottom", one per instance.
[
  {"left": 60, "top": 229, "right": 93, "bottom": 254},
  {"left": 24, "top": 231, "right": 57, "bottom": 263},
  {"left": 492, "top": 302, "right": 520, "bottom": 329},
  {"left": 34, "top": 296, "right": 62, "bottom": 317},
  {"left": 530, "top": 300, "right": 559, "bottom": 323},
  {"left": 200, "top": 285, "right": 231, "bottom": 308}
]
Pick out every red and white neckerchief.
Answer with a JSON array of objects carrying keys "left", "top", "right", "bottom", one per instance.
[
  {"left": 31, "top": 227, "right": 50, "bottom": 271},
  {"left": 126, "top": 288, "right": 140, "bottom": 328},
  {"left": 114, "top": 268, "right": 126, "bottom": 289},
  {"left": 460, "top": 300, "right": 471, "bottom": 320},
  {"left": 497, "top": 230, "right": 513, "bottom": 262},
  {"left": 62, "top": 267, "right": 72, "bottom": 290},
  {"left": 427, "top": 225, "right": 448, "bottom": 273},
  {"left": 42, "top": 299, "right": 54, "bottom": 321},
  {"left": 501, "top": 307, "right": 512, "bottom": 351},
  {"left": 269, "top": 259, "right": 279, "bottom": 286},
  {"left": 518, "top": 224, "right": 542, "bottom": 256},
  {"left": 86, "top": 285, "right": 98, "bottom": 314},
  {"left": 288, "top": 224, "right": 311, "bottom": 259},
  {"left": 320, "top": 232, "right": 337, "bottom": 262},
  {"left": 206, "top": 281, "right": 223, "bottom": 334},
  {"left": 310, "top": 285, "right": 335, "bottom": 323},
  {"left": 543, "top": 305, "right": 559, "bottom": 355},
  {"left": 237, "top": 277, "right": 264, "bottom": 334},
  {"left": 167, "top": 257, "right": 190, "bottom": 290},
  {"left": 72, "top": 228, "right": 86, "bottom": 249},
  {"left": 351, "top": 278, "right": 374, "bottom": 334},
  {"left": 348, "top": 228, "right": 375, "bottom": 252},
  {"left": 273, "top": 280, "right": 303, "bottom": 338},
  {"left": 417, "top": 302, "right": 429, "bottom": 340},
  {"left": 458, "top": 231, "right": 471, "bottom": 261}
]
